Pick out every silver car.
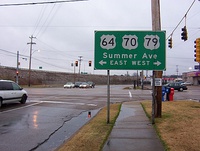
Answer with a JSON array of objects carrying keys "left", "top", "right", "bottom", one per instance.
[
  {"left": 64, "top": 82, "right": 75, "bottom": 88},
  {"left": 79, "top": 82, "right": 90, "bottom": 88}
]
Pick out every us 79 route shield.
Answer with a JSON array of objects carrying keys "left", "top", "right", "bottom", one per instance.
[{"left": 94, "top": 30, "right": 166, "bottom": 70}]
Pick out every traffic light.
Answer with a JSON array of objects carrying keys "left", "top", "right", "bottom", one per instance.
[
  {"left": 89, "top": 61, "right": 92, "bottom": 67},
  {"left": 75, "top": 61, "right": 78, "bottom": 66},
  {"left": 194, "top": 38, "right": 200, "bottom": 62},
  {"left": 16, "top": 70, "right": 19, "bottom": 76},
  {"left": 168, "top": 37, "right": 172, "bottom": 49},
  {"left": 181, "top": 26, "right": 188, "bottom": 41}
]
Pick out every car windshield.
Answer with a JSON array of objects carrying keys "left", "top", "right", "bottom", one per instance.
[
  {"left": 81, "top": 82, "right": 87, "bottom": 85},
  {"left": 66, "top": 82, "right": 72, "bottom": 84}
]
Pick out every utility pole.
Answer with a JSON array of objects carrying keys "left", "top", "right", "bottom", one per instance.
[
  {"left": 27, "top": 35, "right": 36, "bottom": 87},
  {"left": 78, "top": 56, "right": 83, "bottom": 74},
  {"left": 151, "top": 0, "right": 162, "bottom": 120}
]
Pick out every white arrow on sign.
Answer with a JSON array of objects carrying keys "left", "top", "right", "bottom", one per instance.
[
  {"left": 99, "top": 60, "right": 107, "bottom": 66},
  {"left": 153, "top": 61, "right": 161, "bottom": 66}
]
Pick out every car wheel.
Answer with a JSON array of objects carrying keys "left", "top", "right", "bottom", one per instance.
[
  {"left": 0, "top": 98, "right": 2, "bottom": 108},
  {"left": 179, "top": 88, "right": 183, "bottom": 92},
  {"left": 20, "top": 94, "right": 27, "bottom": 104}
]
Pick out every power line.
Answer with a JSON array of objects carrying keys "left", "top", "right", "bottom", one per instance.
[
  {"left": 35, "top": 4, "right": 60, "bottom": 37},
  {"left": 166, "top": 0, "right": 196, "bottom": 40},
  {"left": 0, "top": 48, "right": 72, "bottom": 71},
  {"left": 32, "top": 4, "right": 48, "bottom": 36},
  {"left": 0, "top": 0, "right": 87, "bottom": 7}
]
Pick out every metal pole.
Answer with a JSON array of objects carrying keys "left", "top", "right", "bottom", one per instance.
[
  {"left": 152, "top": 71, "right": 155, "bottom": 124},
  {"left": 74, "top": 63, "right": 76, "bottom": 83},
  {"left": 141, "top": 70, "right": 144, "bottom": 90},
  {"left": 137, "top": 70, "right": 138, "bottom": 87},
  {"left": 107, "top": 70, "right": 110, "bottom": 124},
  {"left": 78, "top": 56, "right": 82, "bottom": 74},
  {"left": 16, "top": 51, "right": 19, "bottom": 84}
]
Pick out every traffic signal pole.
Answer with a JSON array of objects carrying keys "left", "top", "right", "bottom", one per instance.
[
  {"left": 151, "top": 0, "right": 162, "bottom": 120},
  {"left": 16, "top": 51, "right": 19, "bottom": 84}
]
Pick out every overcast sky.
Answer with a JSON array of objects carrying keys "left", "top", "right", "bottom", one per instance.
[{"left": 0, "top": 0, "right": 200, "bottom": 76}]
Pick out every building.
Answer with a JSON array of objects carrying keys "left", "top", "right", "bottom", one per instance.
[{"left": 182, "top": 71, "right": 200, "bottom": 86}]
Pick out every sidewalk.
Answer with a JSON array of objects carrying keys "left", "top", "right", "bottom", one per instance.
[{"left": 103, "top": 101, "right": 165, "bottom": 151}]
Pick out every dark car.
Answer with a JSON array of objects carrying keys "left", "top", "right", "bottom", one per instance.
[
  {"left": 87, "top": 81, "right": 95, "bottom": 88},
  {"left": 74, "top": 82, "right": 82, "bottom": 88},
  {"left": 164, "top": 82, "right": 187, "bottom": 92}
]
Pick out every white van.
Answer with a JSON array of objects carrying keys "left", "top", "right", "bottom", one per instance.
[{"left": 0, "top": 80, "right": 28, "bottom": 107}]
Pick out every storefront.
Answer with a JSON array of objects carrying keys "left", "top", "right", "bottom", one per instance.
[{"left": 184, "top": 71, "right": 200, "bottom": 85}]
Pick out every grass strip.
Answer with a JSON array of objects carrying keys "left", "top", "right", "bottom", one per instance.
[
  {"left": 141, "top": 100, "right": 200, "bottom": 151},
  {"left": 57, "top": 103, "right": 121, "bottom": 151}
]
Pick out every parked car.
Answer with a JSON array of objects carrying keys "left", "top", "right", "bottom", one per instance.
[
  {"left": 64, "top": 82, "right": 74, "bottom": 88},
  {"left": 74, "top": 82, "right": 82, "bottom": 88},
  {"left": 0, "top": 80, "right": 28, "bottom": 107},
  {"left": 87, "top": 81, "right": 95, "bottom": 88},
  {"left": 164, "top": 82, "right": 188, "bottom": 92},
  {"left": 79, "top": 82, "right": 90, "bottom": 88}
]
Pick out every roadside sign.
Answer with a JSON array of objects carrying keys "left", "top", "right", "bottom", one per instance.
[
  {"left": 94, "top": 31, "right": 166, "bottom": 70},
  {"left": 194, "top": 65, "right": 200, "bottom": 70},
  {"left": 151, "top": 78, "right": 162, "bottom": 86}
]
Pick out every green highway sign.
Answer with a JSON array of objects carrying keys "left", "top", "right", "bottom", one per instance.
[{"left": 94, "top": 31, "right": 166, "bottom": 70}]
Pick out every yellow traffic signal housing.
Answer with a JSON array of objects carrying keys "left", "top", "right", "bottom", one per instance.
[{"left": 194, "top": 38, "right": 200, "bottom": 63}]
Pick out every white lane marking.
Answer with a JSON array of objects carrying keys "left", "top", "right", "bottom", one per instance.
[
  {"left": 0, "top": 100, "right": 97, "bottom": 114},
  {"left": 87, "top": 104, "right": 97, "bottom": 106},
  {"left": 129, "top": 91, "right": 132, "bottom": 98},
  {"left": 30, "top": 100, "right": 97, "bottom": 106},
  {"left": 0, "top": 102, "right": 43, "bottom": 114}
]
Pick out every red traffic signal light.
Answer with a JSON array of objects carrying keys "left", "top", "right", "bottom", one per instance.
[
  {"left": 181, "top": 26, "right": 188, "bottom": 41},
  {"left": 75, "top": 61, "right": 78, "bottom": 66},
  {"left": 168, "top": 37, "right": 172, "bottom": 49},
  {"left": 194, "top": 38, "right": 200, "bottom": 63},
  {"left": 89, "top": 61, "right": 92, "bottom": 67}
]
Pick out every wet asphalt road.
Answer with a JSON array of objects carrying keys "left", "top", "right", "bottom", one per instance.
[{"left": 0, "top": 85, "right": 199, "bottom": 151}]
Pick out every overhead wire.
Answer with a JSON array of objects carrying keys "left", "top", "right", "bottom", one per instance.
[
  {"left": 166, "top": 0, "right": 196, "bottom": 40},
  {"left": 0, "top": 0, "right": 87, "bottom": 7},
  {"left": 35, "top": 38, "right": 84, "bottom": 59},
  {"left": 35, "top": 3, "right": 60, "bottom": 38},
  {"left": 0, "top": 48, "right": 73, "bottom": 71},
  {"left": 32, "top": 57, "right": 73, "bottom": 71},
  {"left": 32, "top": 4, "right": 48, "bottom": 36}
]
